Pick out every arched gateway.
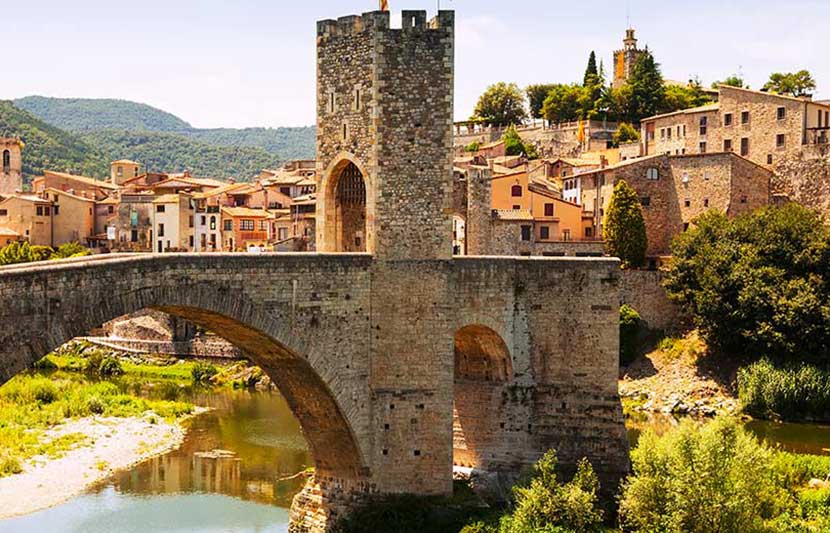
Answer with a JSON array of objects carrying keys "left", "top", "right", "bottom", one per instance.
[{"left": 0, "top": 9, "right": 630, "bottom": 533}]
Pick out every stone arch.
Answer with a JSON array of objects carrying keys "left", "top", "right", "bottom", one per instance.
[
  {"left": 320, "top": 153, "right": 373, "bottom": 253},
  {"left": 453, "top": 324, "right": 513, "bottom": 469},
  {"left": 3, "top": 283, "right": 366, "bottom": 480}
]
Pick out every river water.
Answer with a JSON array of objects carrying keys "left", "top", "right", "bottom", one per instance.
[
  {"left": 3, "top": 375, "right": 830, "bottom": 533},
  {"left": 1, "top": 384, "right": 310, "bottom": 533}
]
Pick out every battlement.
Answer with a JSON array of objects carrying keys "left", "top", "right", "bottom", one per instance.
[{"left": 317, "top": 10, "right": 453, "bottom": 40}]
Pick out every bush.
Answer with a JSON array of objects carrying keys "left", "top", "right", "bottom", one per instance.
[
  {"left": 619, "top": 304, "right": 642, "bottom": 365},
  {"left": 465, "top": 141, "right": 481, "bottom": 152},
  {"left": 32, "top": 380, "right": 58, "bottom": 404},
  {"left": 502, "top": 125, "right": 538, "bottom": 159},
  {"left": 84, "top": 351, "right": 105, "bottom": 374},
  {"left": 738, "top": 359, "right": 830, "bottom": 422},
  {"left": 664, "top": 204, "right": 830, "bottom": 361},
  {"left": 52, "top": 242, "right": 91, "bottom": 259},
  {"left": 500, "top": 451, "right": 603, "bottom": 533},
  {"left": 191, "top": 362, "right": 218, "bottom": 384},
  {"left": 613, "top": 122, "right": 640, "bottom": 145},
  {"left": 98, "top": 357, "right": 124, "bottom": 377},
  {"left": 619, "top": 417, "right": 781, "bottom": 533}
]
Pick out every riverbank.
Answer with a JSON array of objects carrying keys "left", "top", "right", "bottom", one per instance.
[
  {"left": 619, "top": 330, "right": 740, "bottom": 417},
  {"left": 0, "top": 413, "right": 189, "bottom": 519}
]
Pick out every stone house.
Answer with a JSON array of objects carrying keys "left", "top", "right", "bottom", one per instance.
[
  {"left": 0, "top": 194, "right": 53, "bottom": 246},
  {"left": 220, "top": 206, "right": 271, "bottom": 251},
  {"left": 44, "top": 188, "right": 95, "bottom": 247},
  {"left": 577, "top": 152, "right": 772, "bottom": 258},
  {"left": 641, "top": 85, "right": 830, "bottom": 169},
  {"left": 32, "top": 170, "right": 119, "bottom": 201},
  {"left": 110, "top": 159, "right": 141, "bottom": 185}
]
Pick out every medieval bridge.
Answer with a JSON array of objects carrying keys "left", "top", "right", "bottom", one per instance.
[{"left": 0, "top": 8, "right": 630, "bottom": 532}]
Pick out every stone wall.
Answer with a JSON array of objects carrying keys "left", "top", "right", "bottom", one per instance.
[
  {"left": 619, "top": 269, "right": 683, "bottom": 332},
  {"left": 773, "top": 152, "right": 830, "bottom": 218}
]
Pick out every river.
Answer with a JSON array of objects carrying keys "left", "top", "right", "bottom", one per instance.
[
  {"left": 3, "top": 373, "right": 830, "bottom": 532},
  {"left": 1, "top": 381, "right": 310, "bottom": 533}
]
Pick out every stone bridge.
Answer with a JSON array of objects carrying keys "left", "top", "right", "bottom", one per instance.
[{"left": 0, "top": 251, "right": 629, "bottom": 530}]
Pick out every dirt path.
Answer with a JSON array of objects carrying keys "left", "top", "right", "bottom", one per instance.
[{"left": 0, "top": 414, "right": 187, "bottom": 519}]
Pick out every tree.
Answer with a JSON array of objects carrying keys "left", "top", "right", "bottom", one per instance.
[
  {"left": 472, "top": 82, "right": 527, "bottom": 127},
  {"left": 613, "top": 122, "right": 640, "bottom": 145},
  {"left": 664, "top": 204, "right": 830, "bottom": 361},
  {"left": 584, "top": 51, "right": 598, "bottom": 86},
  {"left": 541, "top": 84, "right": 589, "bottom": 125},
  {"left": 502, "top": 125, "right": 538, "bottom": 159},
  {"left": 712, "top": 75, "right": 745, "bottom": 89},
  {"left": 763, "top": 70, "right": 817, "bottom": 97},
  {"left": 626, "top": 50, "right": 666, "bottom": 124},
  {"left": 603, "top": 180, "right": 647, "bottom": 268},
  {"left": 525, "top": 84, "right": 556, "bottom": 120},
  {"left": 660, "top": 81, "right": 713, "bottom": 114}
]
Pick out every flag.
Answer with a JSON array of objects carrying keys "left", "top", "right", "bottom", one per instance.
[
  {"left": 577, "top": 120, "right": 585, "bottom": 144},
  {"left": 380, "top": 0, "right": 389, "bottom": 11}
]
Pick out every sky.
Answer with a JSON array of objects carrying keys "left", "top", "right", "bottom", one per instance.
[{"left": 3, "top": 0, "right": 828, "bottom": 128}]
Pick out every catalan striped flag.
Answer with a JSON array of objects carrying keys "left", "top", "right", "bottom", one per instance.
[{"left": 380, "top": 0, "right": 389, "bottom": 11}]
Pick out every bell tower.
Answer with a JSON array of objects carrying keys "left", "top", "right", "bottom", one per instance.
[{"left": 0, "top": 138, "right": 23, "bottom": 195}]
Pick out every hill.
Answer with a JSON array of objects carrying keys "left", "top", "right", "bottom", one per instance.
[
  {"left": 15, "top": 96, "right": 191, "bottom": 133},
  {"left": 0, "top": 100, "right": 109, "bottom": 179},
  {"left": 79, "top": 130, "right": 282, "bottom": 180},
  {"left": 14, "top": 96, "right": 316, "bottom": 161}
]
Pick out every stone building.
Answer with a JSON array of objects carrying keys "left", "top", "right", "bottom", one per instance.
[
  {"left": 152, "top": 193, "right": 194, "bottom": 253},
  {"left": 0, "top": 138, "right": 23, "bottom": 195},
  {"left": 641, "top": 85, "right": 830, "bottom": 169},
  {"left": 110, "top": 159, "right": 141, "bottom": 185},
  {"left": 612, "top": 29, "right": 645, "bottom": 89},
  {"left": 577, "top": 152, "right": 772, "bottom": 258}
]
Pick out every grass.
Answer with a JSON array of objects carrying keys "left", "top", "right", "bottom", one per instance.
[
  {"left": 42, "top": 353, "right": 198, "bottom": 381},
  {"left": 0, "top": 374, "right": 193, "bottom": 477},
  {"left": 653, "top": 331, "right": 706, "bottom": 364}
]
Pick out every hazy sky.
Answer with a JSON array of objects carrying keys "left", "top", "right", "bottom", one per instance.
[{"left": 3, "top": 1, "right": 827, "bottom": 128}]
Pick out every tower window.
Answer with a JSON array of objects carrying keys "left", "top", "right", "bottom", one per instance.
[
  {"left": 511, "top": 185, "right": 522, "bottom": 197},
  {"left": 2, "top": 150, "right": 9, "bottom": 173},
  {"left": 646, "top": 167, "right": 659, "bottom": 180},
  {"left": 329, "top": 91, "right": 336, "bottom": 113},
  {"left": 777, "top": 107, "right": 786, "bottom": 121}
]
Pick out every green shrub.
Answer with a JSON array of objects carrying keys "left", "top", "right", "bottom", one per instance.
[
  {"left": 738, "top": 359, "right": 830, "bottom": 422},
  {"left": 98, "top": 357, "right": 123, "bottom": 376},
  {"left": 613, "top": 122, "right": 640, "bottom": 145},
  {"left": 619, "top": 304, "right": 642, "bottom": 365},
  {"left": 500, "top": 451, "right": 603, "bottom": 533},
  {"left": 33, "top": 356, "right": 58, "bottom": 370},
  {"left": 603, "top": 180, "right": 647, "bottom": 268},
  {"left": 32, "top": 380, "right": 58, "bottom": 404},
  {"left": 191, "top": 362, "right": 218, "bottom": 384},
  {"left": 771, "top": 452, "right": 830, "bottom": 489},
  {"left": 84, "top": 351, "right": 105, "bottom": 374},
  {"left": 619, "top": 417, "right": 781, "bottom": 533},
  {"left": 465, "top": 141, "right": 481, "bottom": 152},
  {"left": 52, "top": 242, "right": 91, "bottom": 259},
  {"left": 86, "top": 395, "right": 105, "bottom": 415}
]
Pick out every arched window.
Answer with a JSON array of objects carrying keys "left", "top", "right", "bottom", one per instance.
[
  {"left": 646, "top": 167, "right": 659, "bottom": 180},
  {"left": 511, "top": 185, "right": 522, "bottom": 197},
  {"left": 2, "top": 150, "right": 10, "bottom": 173}
]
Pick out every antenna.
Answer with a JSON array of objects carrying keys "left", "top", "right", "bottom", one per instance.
[{"left": 626, "top": 0, "right": 631, "bottom": 28}]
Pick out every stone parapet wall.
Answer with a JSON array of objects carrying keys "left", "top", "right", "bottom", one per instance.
[{"left": 83, "top": 336, "right": 243, "bottom": 359}]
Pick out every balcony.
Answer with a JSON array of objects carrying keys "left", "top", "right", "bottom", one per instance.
[{"left": 239, "top": 231, "right": 268, "bottom": 242}]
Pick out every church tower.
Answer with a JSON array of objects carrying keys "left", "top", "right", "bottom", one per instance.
[
  {"left": 0, "top": 139, "right": 23, "bottom": 195},
  {"left": 612, "top": 28, "right": 644, "bottom": 89}
]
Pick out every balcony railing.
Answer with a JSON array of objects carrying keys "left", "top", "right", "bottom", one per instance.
[{"left": 239, "top": 231, "right": 268, "bottom": 242}]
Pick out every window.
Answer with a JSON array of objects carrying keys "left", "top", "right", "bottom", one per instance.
[
  {"left": 158, "top": 223, "right": 165, "bottom": 237},
  {"left": 562, "top": 229, "right": 571, "bottom": 241},
  {"left": 704, "top": 198, "right": 709, "bottom": 207},
  {"left": 544, "top": 203, "right": 554, "bottom": 217},
  {"left": 342, "top": 122, "right": 348, "bottom": 141},
  {"left": 278, "top": 228, "right": 288, "bottom": 241},
  {"left": 699, "top": 142, "right": 707, "bottom": 153},
  {"left": 53, "top": 206, "right": 59, "bottom": 215},
  {"left": 741, "top": 111, "right": 750, "bottom": 124},
  {"left": 280, "top": 186, "right": 291, "bottom": 196},
  {"left": 777, "top": 107, "right": 786, "bottom": 121},
  {"left": 354, "top": 87, "right": 362, "bottom": 112},
  {"left": 512, "top": 204, "right": 521, "bottom": 210},
  {"left": 189, "top": 215, "right": 194, "bottom": 228},
  {"left": 44, "top": 206, "right": 50, "bottom": 216},
  {"left": 684, "top": 199, "right": 691, "bottom": 207},
  {"left": 540, "top": 226, "right": 550, "bottom": 240},
  {"left": 699, "top": 116, "right": 708, "bottom": 136},
  {"left": 677, "top": 125, "right": 682, "bottom": 137},
  {"left": 131, "top": 229, "right": 138, "bottom": 242},
  {"left": 156, "top": 205, "right": 165, "bottom": 213},
  {"left": 328, "top": 91, "right": 335, "bottom": 113},
  {"left": 511, "top": 185, "right": 522, "bottom": 197},
  {"left": 767, "top": 154, "right": 774, "bottom": 165},
  {"left": 260, "top": 220, "right": 268, "bottom": 231},
  {"left": 520, "top": 225, "right": 531, "bottom": 241},
  {"left": 640, "top": 196, "right": 651, "bottom": 207},
  {"left": 585, "top": 227, "right": 593, "bottom": 238},
  {"left": 117, "top": 166, "right": 123, "bottom": 177},
  {"left": 240, "top": 219, "right": 255, "bottom": 231},
  {"left": 667, "top": 128, "right": 672, "bottom": 139},
  {"left": 189, "top": 235, "right": 194, "bottom": 248},
  {"left": 724, "top": 113, "right": 733, "bottom": 126},
  {"left": 36, "top": 206, "right": 43, "bottom": 216},
  {"left": 660, "top": 128, "right": 666, "bottom": 140},
  {"left": 776, "top": 134, "right": 786, "bottom": 148},
  {"left": 2, "top": 150, "right": 9, "bottom": 173},
  {"left": 108, "top": 205, "right": 114, "bottom": 214},
  {"left": 741, "top": 138, "right": 749, "bottom": 156},
  {"left": 210, "top": 216, "right": 216, "bottom": 231},
  {"left": 223, "top": 220, "right": 232, "bottom": 231},
  {"left": 0, "top": 209, "right": 7, "bottom": 216},
  {"left": 200, "top": 216, "right": 206, "bottom": 226},
  {"left": 646, "top": 167, "right": 659, "bottom": 180},
  {"left": 724, "top": 139, "right": 733, "bottom": 152},
  {"left": 740, "top": 195, "right": 748, "bottom": 204}
]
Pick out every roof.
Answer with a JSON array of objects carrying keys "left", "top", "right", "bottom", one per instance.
[
  {"left": 292, "top": 193, "right": 317, "bottom": 206},
  {"left": 494, "top": 209, "right": 533, "bottom": 221},
  {"left": 42, "top": 170, "right": 120, "bottom": 190},
  {"left": 97, "top": 197, "right": 119, "bottom": 205},
  {"left": 152, "top": 194, "right": 181, "bottom": 204},
  {"left": 221, "top": 206, "right": 270, "bottom": 218},
  {"left": 718, "top": 84, "right": 830, "bottom": 108},
  {"left": 0, "top": 193, "right": 51, "bottom": 204},
  {"left": 0, "top": 227, "right": 20, "bottom": 237},
  {"left": 198, "top": 182, "right": 252, "bottom": 199},
  {"left": 111, "top": 159, "right": 140, "bottom": 165},
  {"left": 44, "top": 187, "right": 96, "bottom": 203},
  {"left": 550, "top": 157, "right": 602, "bottom": 167},
  {"left": 643, "top": 103, "right": 720, "bottom": 122},
  {"left": 567, "top": 153, "right": 666, "bottom": 179}
]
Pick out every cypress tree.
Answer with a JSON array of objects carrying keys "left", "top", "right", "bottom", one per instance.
[
  {"left": 627, "top": 50, "right": 665, "bottom": 123},
  {"left": 584, "top": 51, "right": 599, "bottom": 86},
  {"left": 603, "top": 179, "right": 647, "bottom": 268}
]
